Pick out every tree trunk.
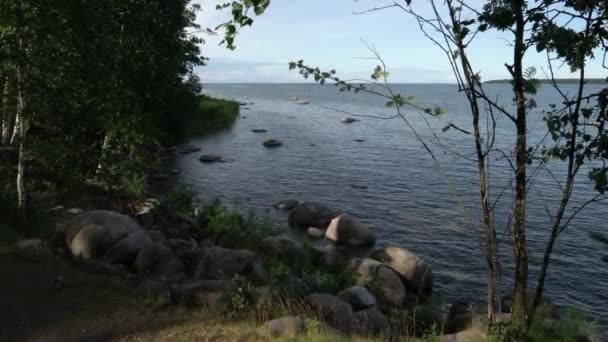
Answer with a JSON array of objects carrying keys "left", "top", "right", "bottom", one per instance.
[
  {"left": 94, "top": 132, "right": 111, "bottom": 179},
  {"left": 9, "top": 102, "right": 20, "bottom": 146},
  {"left": 15, "top": 0, "right": 27, "bottom": 221},
  {"left": 511, "top": 0, "right": 529, "bottom": 336},
  {"left": 1, "top": 74, "right": 11, "bottom": 146},
  {"left": 446, "top": 0, "right": 499, "bottom": 324}
]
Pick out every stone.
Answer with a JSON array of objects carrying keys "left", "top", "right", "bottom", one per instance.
[
  {"left": 147, "top": 230, "right": 165, "bottom": 242},
  {"left": 265, "top": 316, "right": 306, "bottom": 338},
  {"left": 199, "top": 154, "right": 222, "bottom": 163},
  {"left": 134, "top": 242, "right": 184, "bottom": 280},
  {"left": 306, "top": 293, "right": 354, "bottom": 331},
  {"left": 352, "top": 308, "right": 390, "bottom": 336},
  {"left": 354, "top": 139, "right": 366, "bottom": 142},
  {"left": 251, "top": 129, "right": 268, "bottom": 133},
  {"left": 288, "top": 202, "right": 336, "bottom": 229},
  {"left": 340, "top": 117, "right": 360, "bottom": 123},
  {"left": 262, "top": 236, "right": 306, "bottom": 262},
  {"left": 273, "top": 199, "right": 299, "bottom": 210},
  {"left": 310, "top": 240, "right": 339, "bottom": 268},
  {"left": 134, "top": 279, "right": 170, "bottom": 298},
  {"left": 370, "top": 245, "right": 433, "bottom": 295},
  {"left": 338, "top": 285, "right": 377, "bottom": 311},
  {"left": 171, "top": 280, "right": 238, "bottom": 305},
  {"left": 197, "top": 247, "right": 266, "bottom": 284},
  {"left": 350, "top": 183, "right": 369, "bottom": 189},
  {"left": 307, "top": 227, "right": 325, "bottom": 239},
  {"left": 263, "top": 139, "right": 283, "bottom": 148},
  {"left": 15, "top": 239, "right": 53, "bottom": 261},
  {"left": 348, "top": 258, "right": 405, "bottom": 308},
  {"left": 169, "top": 169, "right": 180, "bottom": 175},
  {"left": 325, "top": 213, "right": 376, "bottom": 247},
  {"left": 65, "top": 210, "right": 142, "bottom": 259},
  {"left": 104, "top": 230, "right": 151, "bottom": 265},
  {"left": 163, "top": 239, "right": 196, "bottom": 257}
]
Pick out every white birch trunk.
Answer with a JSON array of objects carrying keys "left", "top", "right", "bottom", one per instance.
[
  {"left": 1, "top": 75, "right": 10, "bottom": 146},
  {"left": 94, "top": 132, "right": 111, "bottom": 179}
]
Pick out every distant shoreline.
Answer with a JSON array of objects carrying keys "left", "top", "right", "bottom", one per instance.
[{"left": 485, "top": 78, "right": 607, "bottom": 85}]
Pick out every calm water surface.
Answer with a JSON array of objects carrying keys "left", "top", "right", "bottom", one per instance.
[{"left": 175, "top": 83, "right": 608, "bottom": 324}]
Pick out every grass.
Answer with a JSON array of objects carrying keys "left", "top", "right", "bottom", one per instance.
[{"left": 184, "top": 94, "right": 240, "bottom": 137}]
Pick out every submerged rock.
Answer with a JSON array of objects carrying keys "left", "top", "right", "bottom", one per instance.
[
  {"left": 251, "top": 129, "right": 268, "bottom": 133},
  {"left": 198, "top": 154, "right": 222, "bottom": 163},
  {"left": 263, "top": 139, "right": 283, "bottom": 148},
  {"left": 340, "top": 117, "right": 360, "bottom": 123},
  {"left": 273, "top": 199, "right": 300, "bottom": 210}
]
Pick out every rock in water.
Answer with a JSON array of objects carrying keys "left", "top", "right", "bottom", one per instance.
[
  {"left": 199, "top": 154, "right": 222, "bottom": 163},
  {"left": 370, "top": 245, "right": 433, "bottom": 295},
  {"left": 251, "top": 129, "right": 268, "bottom": 133},
  {"left": 273, "top": 199, "right": 299, "bottom": 210},
  {"left": 288, "top": 202, "right": 336, "bottom": 229},
  {"left": 325, "top": 213, "right": 376, "bottom": 247},
  {"left": 263, "top": 139, "right": 283, "bottom": 148},
  {"left": 307, "top": 227, "right": 325, "bottom": 239},
  {"left": 340, "top": 117, "right": 360, "bottom": 123},
  {"left": 66, "top": 210, "right": 142, "bottom": 259}
]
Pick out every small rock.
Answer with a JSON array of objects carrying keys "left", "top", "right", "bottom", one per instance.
[
  {"left": 307, "top": 227, "right": 325, "bottom": 239},
  {"left": 340, "top": 117, "right": 360, "bottom": 123},
  {"left": 15, "top": 239, "right": 53, "bottom": 261},
  {"left": 251, "top": 129, "right": 267, "bottom": 133},
  {"left": 350, "top": 182, "right": 368, "bottom": 189},
  {"left": 104, "top": 231, "right": 152, "bottom": 265},
  {"left": 354, "top": 139, "right": 366, "bottom": 142},
  {"left": 16, "top": 239, "right": 43, "bottom": 250},
  {"left": 199, "top": 154, "right": 222, "bottom": 163},
  {"left": 325, "top": 213, "right": 376, "bottom": 247},
  {"left": 273, "top": 199, "right": 299, "bottom": 210},
  {"left": 171, "top": 280, "right": 238, "bottom": 305},
  {"left": 48, "top": 205, "right": 65, "bottom": 212},
  {"left": 265, "top": 316, "right": 306, "bottom": 338},
  {"left": 338, "top": 285, "right": 377, "bottom": 311},
  {"left": 263, "top": 139, "right": 283, "bottom": 148},
  {"left": 168, "top": 169, "right": 180, "bottom": 175},
  {"left": 65, "top": 208, "right": 84, "bottom": 215},
  {"left": 147, "top": 230, "right": 165, "bottom": 242}
]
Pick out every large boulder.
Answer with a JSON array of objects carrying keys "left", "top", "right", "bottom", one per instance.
[
  {"left": 325, "top": 213, "right": 376, "bottom": 247},
  {"left": 104, "top": 230, "right": 151, "bottom": 265},
  {"left": 66, "top": 210, "right": 142, "bottom": 259},
  {"left": 370, "top": 246, "right": 433, "bottom": 294},
  {"left": 348, "top": 258, "right": 405, "bottom": 308},
  {"left": 197, "top": 247, "right": 267, "bottom": 284},
  {"left": 262, "top": 236, "right": 306, "bottom": 262},
  {"left": 305, "top": 293, "right": 354, "bottom": 332},
  {"left": 134, "top": 242, "right": 184, "bottom": 281},
  {"left": 338, "top": 285, "right": 377, "bottom": 311},
  {"left": 265, "top": 316, "right": 306, "bottom": 338},
  {"left": 288, "top": 202, "right": 336, "bottom": 229}
]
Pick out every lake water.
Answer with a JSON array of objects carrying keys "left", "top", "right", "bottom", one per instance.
[{"left": 175, "top": 83, "right": 608, "bottom": 324}]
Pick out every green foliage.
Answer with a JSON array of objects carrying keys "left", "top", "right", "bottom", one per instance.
[
  {"left": 163, "top": 185, "right": 194, "bottom": 219},
  {"left": 216, "top": 0, "right": 270, "bottom": 50},
  {"left": 527, "top": 305, "right": 596, "bottom": 342},
  {"left": 196, "top": 200, "right": 274, "bottom": 250}
]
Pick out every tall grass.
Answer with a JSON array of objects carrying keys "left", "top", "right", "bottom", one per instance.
[{"left": 185, "top": 95, "right": 240, "bottom": 136}]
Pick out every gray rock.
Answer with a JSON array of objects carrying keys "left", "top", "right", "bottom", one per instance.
[
  {"left": 198, "top": 247, "right": 266, "bottom": 284},
  {"left": 163, "top": 239, "right": 196, "bottom": 257},
  {"left": 262, "top": 236, "right": 306, "bottom": 262},
  {"left": 15, "top": 239, "right": 53, "bottom": 261},
  {"left": 288, "top": 202, "right": 336, "bottom": 229},
  {"left": 306, "top": 293, "right": 354, "bottom": 331},
  {"left": 325, "top": 213, "right": 376, "bottom": 247},
  {"left": 134, "top": 279, "right": 170, "bottom": 298},
  {"left": 171, "top": 280, "right": 238, "bottom": 305},
  {"left": 104, "top": 230, "right": 152, "bottom": 265},
  {"left": 265, "top": 316, "right": 306, "bottom": 338},
  {"left": 147, "top": 230, "right": 165, "bottom": 242},
  {"left": 307, "top": 227, "right": 325, "bottom": 239},
  {"left": 443, "top": 301, "right": 475, "bottom": 334},
  {"left": 134, "top": 242, "right": 184, "bottom": 280},
  {"left": 66, "top": 210, "right": 142, "bottom": 259},
  {"left": 273, "top": 199, "right": 299, "bottom": 210},
  {"left": 199, "top": 154, "right": 223, "bottom": 163},
  {"left": 370, "top": 245, "right": 433, "bottom": 294},
  {"left": 340, "top": 117, "right": 360, "bottom": 123},
  {"left": 310, "top": 240, "right": 339, "bottom": 268},
  {"left": 338, "top": 285, "right": 377, "bottom": 311},
  {"left": 262, "top": 139, "right": 283, "bottom": 148},
  {"left": 352, "top": 308, "right": 390, "bottom": 336},
  {"left": 251, "top": 129, "right": 268, "bottom": 133},
  {"left": 348, "top": 258, "right": 405, "bottom": 308}
]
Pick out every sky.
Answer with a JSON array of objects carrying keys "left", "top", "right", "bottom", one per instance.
[{"left": 193, "top": 0, "right": 608, "bottom": 83}]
